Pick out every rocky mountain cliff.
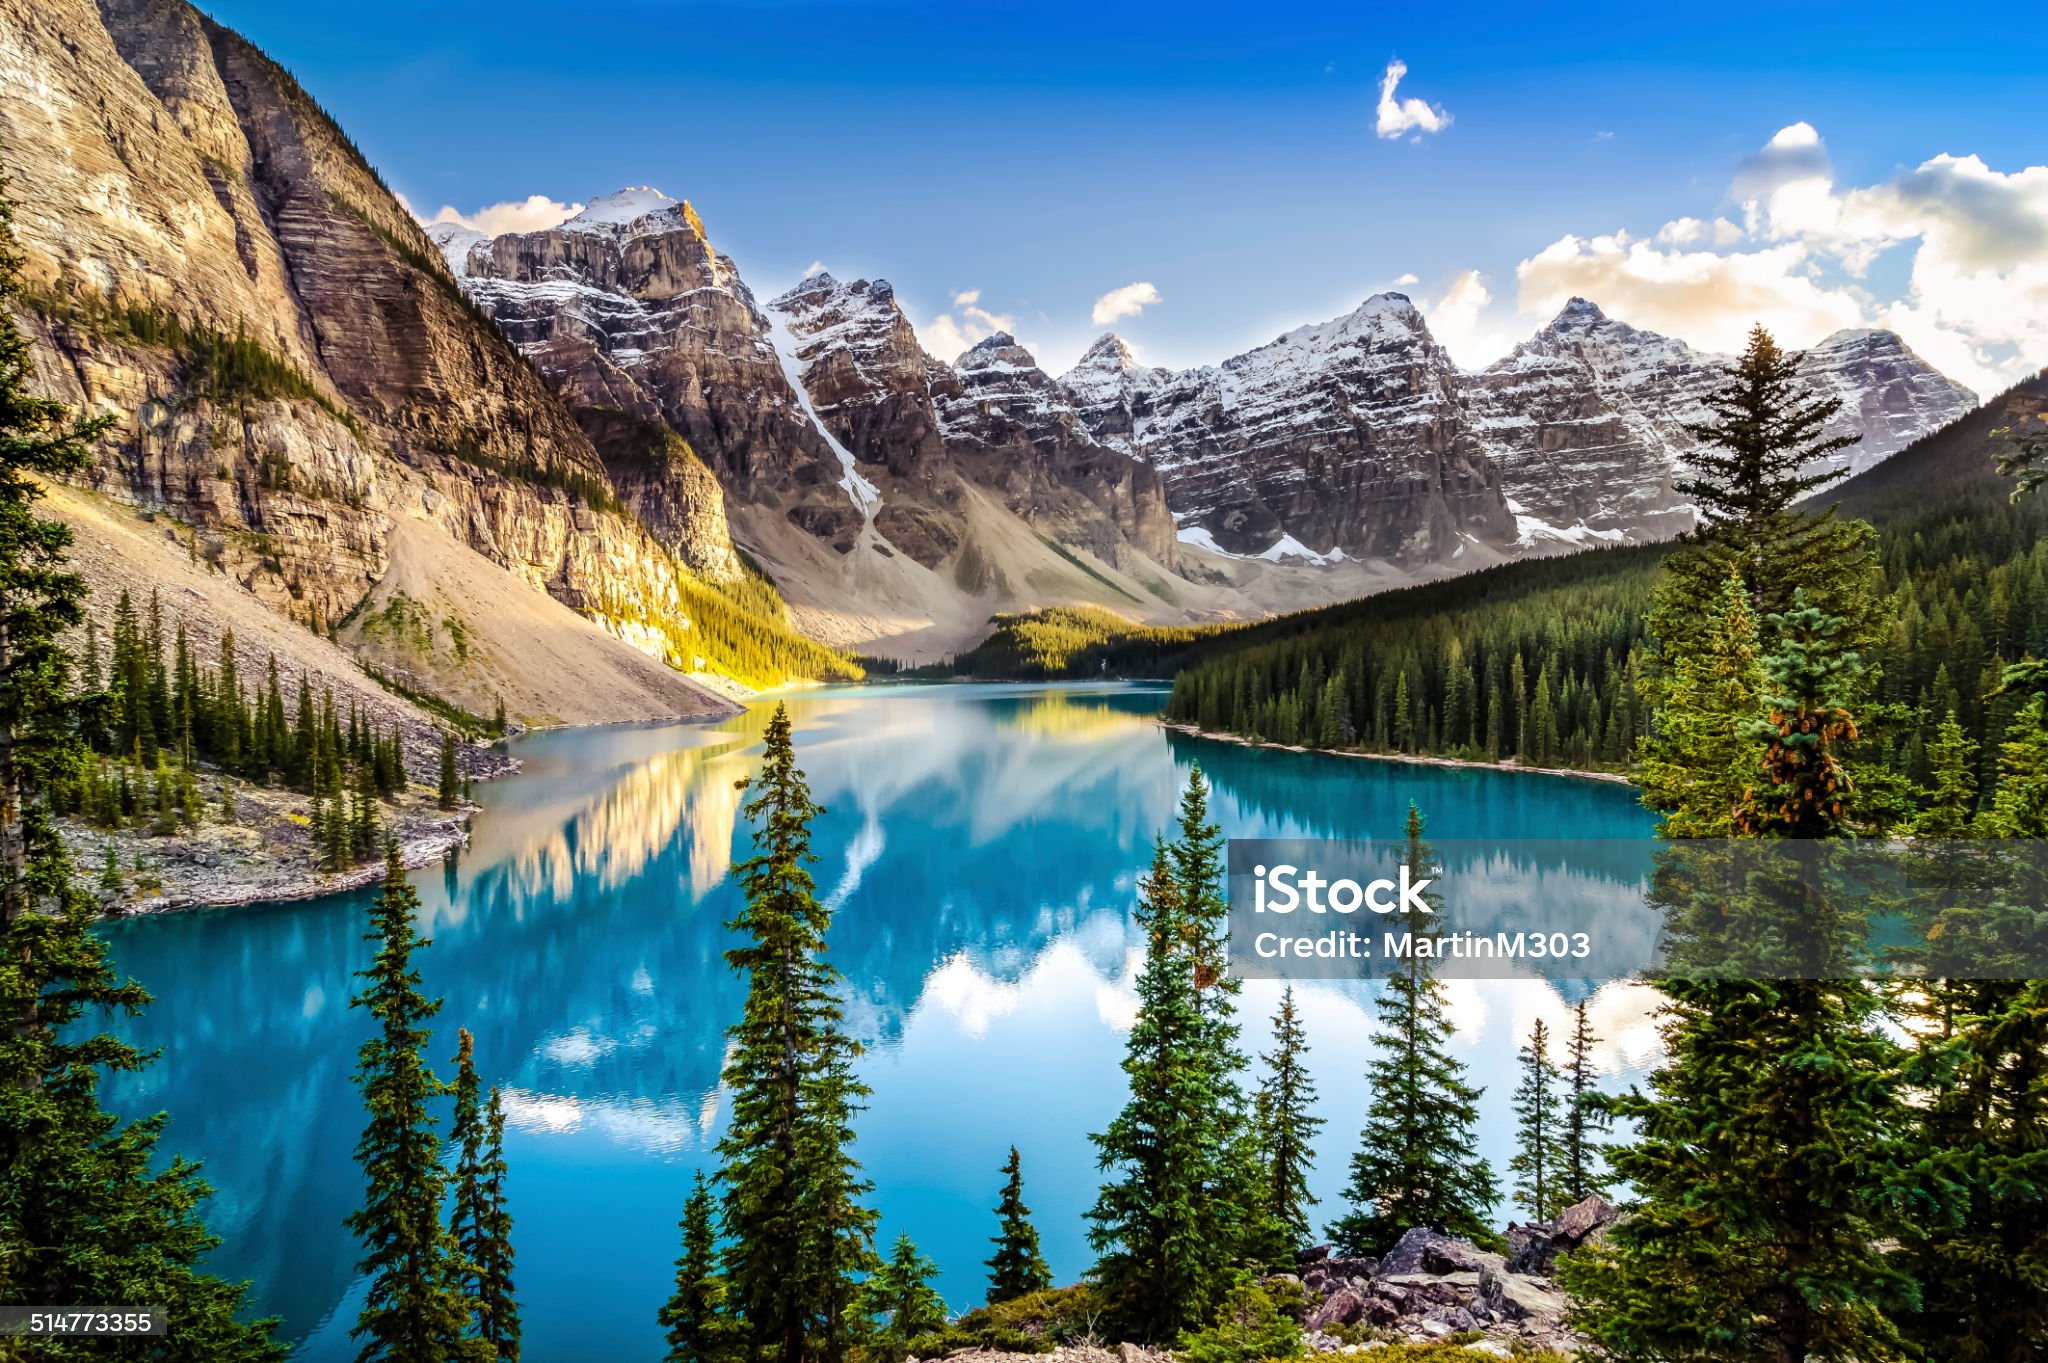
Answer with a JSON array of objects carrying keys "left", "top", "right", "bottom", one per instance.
[
  {"left": 1062, "top": 293, "right": 1514, "bottom": 564},
  {"left": 1464, "top": 299, "right": 1976, "bottom": 542},
  {"left": 441, "top": 209, "right": 1222, "bottom": 656},
  {"left": 1065, "top": 296, "right": 1974, "bottom": 556},
  {"left": 1, "top": 0, "right": 759, "bottom": 718}
]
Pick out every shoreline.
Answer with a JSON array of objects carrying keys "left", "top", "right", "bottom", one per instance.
[{"left": 1159, "top": 721, "right": 1636, "bottom": 786}]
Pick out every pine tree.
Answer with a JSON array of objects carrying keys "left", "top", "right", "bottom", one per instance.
[
  {"left": 450, "top": 1032, "right": 520, "bottom": 1360},
  {"left": 1564, "top": 593, "right": 1911, "bottom": 1359},
  {"left": 985, "top": 1146, "right": 1052, "bottom": 1305},
  {"left": 1559, "top": 1000, "right": 1609, "bottom": 1206},
  {"left": 439, "top": 733, "right": 460, "bottom": 810},
  {"left": 1912, "top": 710, "right": 1978, "bottom": 837},
  {"left": 661, "top": 1173, "right": 734, "bottom": 1363},
  {"left": 1507, "top": 1019, "right": 1564, "bottom": 1222},
  {"left": 0, "top": 179, "right": 286, "bottom": 1361},
  {"left": 860, "top": 1234, "right": 946, "bottom": 1361},
  {"left": 1894, "top": 662, "right": 2048, "bottom": 1360},
  {"left": 1245, "top": 987, "right": 1322, "bottom": 1267},
  {"left": 345, "top": 843, "right": 485, "bottom": 1363},
  {"left": 1636, "top": 574, "right": 1767, "bottom": 835},
  {"left": 1329, "top": 805, "right": 1498, "bottom": 1255},
  {"left": 1088, "top": 768, "right": 1248, "bottom": 1342},
  {"left": 715, "top": 703, "right": 875, "bottom": 1363}
]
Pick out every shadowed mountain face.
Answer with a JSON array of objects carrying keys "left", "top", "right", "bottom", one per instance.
[{"left": 0, "top": 0, "right": 750, "bottom": 715}]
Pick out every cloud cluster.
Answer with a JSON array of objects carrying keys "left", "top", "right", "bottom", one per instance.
[
  {"left": 422, "top": 193, "right": 584, "bottom": 236},
  {"left": 1507, "top": 123, "right": 2048, "bottom": 397},
  {"left": 1091, "top": 281, "right": 1161, "bottom": 325},
  {"left": 924, "top": 288, "right": 1020, "bottom": 363},
  {"left": 1375, "top": 59, "right": 1452, "bottom": 141}
]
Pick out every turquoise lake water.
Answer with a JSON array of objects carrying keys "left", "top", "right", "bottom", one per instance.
[{"left": 96, "top": 683, "right": 1660, "bottom": 1361}]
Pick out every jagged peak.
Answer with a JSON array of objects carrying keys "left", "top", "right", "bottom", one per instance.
[
  {"left": 956, "top": 331, "right": 1045, "bottom": 374},
  {"left": 769, "top": 272, "right": 901, "bottom": 319},
  {"left": 561, "top": 186, "right": 703, "bottom": 238},
  {"left": 1074, "top": 332, "right": 1142, "bottom": 370}
]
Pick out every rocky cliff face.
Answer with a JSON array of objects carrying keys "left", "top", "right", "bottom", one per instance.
[
  {"left": 1068, "top": 296, "right": 1976, "bottom": 555},
  {"left": 1062, "top": 294, "right": 1515, "bottom": 564},
  {"left": 933, "top": 331, "right": 1179, "bottom": 568},
  {"left": 1465, "top": 299, "right": 1976, "bottom": 542},
  {"left": 1, "top": 0, "right": 748, "bottom": 711}
]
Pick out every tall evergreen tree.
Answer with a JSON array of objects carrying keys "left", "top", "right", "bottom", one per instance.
[
  {"left": 1088, "top": 768, "right": 1248, "bottom": 1341},
  {"left": 0, "top": 182, "right": 285, "bottom": 1362},
  {"left": 715, "top": 703, "right": 875, "bottom": 1363},
  {"left": 985, "top": 1146, "right": 1052, "bottom": 1304},
  {"left": 661, "top": 1173, "right": 733, "bottom": 1363},
  {"left": 345, "top": 843, "right": 485, "bottom": 1363},
  {"left": 1559, "top": 1000, "right": 1609, "bottom": 1206},
  {"left": 439, "top": 734, "right": 460, "bottom": 810},
  {"left": 450, "top": 1030, "right": 519, "bottom": 1361},
  {"left": 1329, "top": 806, "right": 1498, "bottom": 1255},
  {"left": 1894, "top": 662, "right": 2048, "bottom": 1360},
  {"left": 1507, "top": 1019, "right": 1564, "bottom": 1222},
  {"left": 1245, "top": 987, "right": 1322, "bottom": 1266},
  {"left": 1564, "top": 596, "right": 1911, "bottom": 1361}
]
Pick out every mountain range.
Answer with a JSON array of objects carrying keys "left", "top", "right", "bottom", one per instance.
[{"left": 1, "top": 0, "right": 1981, "bottom": 698}]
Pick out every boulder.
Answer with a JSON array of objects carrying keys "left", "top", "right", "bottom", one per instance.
[
  {"left": 1376, "top": 1227, "right": 1505, "bottom": 1279},
  {"left": 1296, "top": 1243, "right": 1332, "bottom": 1267},
  {"left": 1305, "top": 1286, "right": 1366, "bottom": 1332},
  {"left": 1507, "top": 1195, "right": 1622, "bottom": 1275},
  {"left": 1557, "top": 1194, "right": 1619, "bottom": 1241},
  {"left": 1478, "top": 1267, "right": 1566, "bottom": 1324}
]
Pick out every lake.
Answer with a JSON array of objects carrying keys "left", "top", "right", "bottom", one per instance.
[{"left": 97, "top": 683, "right": 1661, "bottom": 1361}]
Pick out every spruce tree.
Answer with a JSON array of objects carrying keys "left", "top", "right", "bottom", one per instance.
[
  {"left": 1329, "top": 805, "right": 1498, "bottom": 1255},
  {"left": 1636, "top": 573, "right": 1767, "bottom": 835},
  {"left": 860, "top": 1234, "right": 946, "bottom": 1360},
  {"left": 661, "top": 1172, "right": 734, "bottom": 1363},
  {"left": 1894, "top": 663, "right": 2048, "bottom": 1360},
  {"left": 439, "top": 733, "right": 460, "bottom": 810},
  {"left": 1246, "top": 986, "right": 1322, "bottom": 1267},
  {"left": 1088, "top": 769, "right": 1248, "bottom": 1341},
  {"left": 346, "top": 843, "right": 485, "bottom": 1363},
  {"left": 715, "top": 703, "right": 875, "bottom": 1363},
  {"left": 985, "top": 1146, "right": 1052, "bottom": 1305},
  {"left": 1507, "top": 1018, "right": 1563, "bottom": 1222},
  {"left": 0, "top": 180, "right": 285, "bottom": 1361},
  {"left": 450, "top": 1031, "right": 520, "bottom": 1360},
  {"left": 1564, "top": 598, "right": 1911, "bottom": 1361},
  {"left": 1559, "top": 1000, "right": 1609, "bottom": 1206}
]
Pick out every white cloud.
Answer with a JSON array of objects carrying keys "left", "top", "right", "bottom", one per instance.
[
  {"left": 804, "top": 260, "right": 829, "bottom": 277},
  {"left": 923, "top": 288, "right": 1020, "bottom": 363},
  {"left": 423, "top": 193, "right": 584, "bottom": 236},
  {"left": 1512, "top": 123, "right": 2048, "bottom": 398},
  {"left": 1392, "top": 272, "right": 1420, "bottom": 286},
  {"left": 1424, "top": 269, "right": 1520, "bottom": 369},
  {"left": 1517, "top": 231, "right": 1867, "bottom": 355},
  {"left": 1091, "top": 281, "right": 1161, "bottom": 326},
  {"left": 1375, "top": 59, "right": 1452, "bottom": 141}
]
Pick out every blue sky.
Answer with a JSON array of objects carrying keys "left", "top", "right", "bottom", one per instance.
[{"left": 201, "top": 0, "right": 2048, "bottom": 390}]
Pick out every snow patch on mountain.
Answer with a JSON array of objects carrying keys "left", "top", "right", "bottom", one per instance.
[
  {"left": 563, "top": 186, "right": 681, "bottom": 231},
  {"left": 763, "top": 309, "right": 881, "bottom": 515}
]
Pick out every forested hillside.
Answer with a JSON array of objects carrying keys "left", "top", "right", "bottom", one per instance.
[{"left": 1150, "top": 373, "right": 2048, "bottom": 786}]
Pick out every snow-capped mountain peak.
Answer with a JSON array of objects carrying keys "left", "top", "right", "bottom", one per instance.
[
  {"left": 564, "top": 185, "right": 683, "bottom": 230},
  {"left": 424, "top": 222, "right": 487, "bottom": 276}
]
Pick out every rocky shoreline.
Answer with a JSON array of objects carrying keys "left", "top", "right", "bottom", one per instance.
[
  {"left": 1160, "top": 722, "right": 1634, "bottom": 786},
  {"left": 65, "top": 749, "right": 515, "bottom": 916}
]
